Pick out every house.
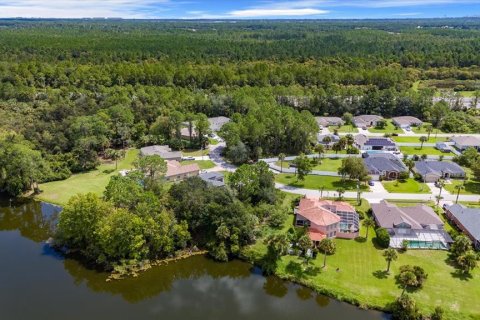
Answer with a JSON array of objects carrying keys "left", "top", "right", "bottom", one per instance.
[
  {"left": 180, "top": 127, "right": 198, "bottom": 140},
  {"left": 392, "top": 116, "right": 423, "bottom": 129},
  {"left": 450, "top": 136, "right": 480, "bottom": 152},
  {"left": 199, "top": 171, "right": 225, "bottom": 187},
  {"left": 294, "top": 197, "right": 360, "bottom": 245},
  {"left": 414, "top": 161, "right": 466, "bottom": 182},
  {"left": 363, "top": 153, "right": 407, "bottom": 180},
  {"left": 315, "top": 117, "right": 345, "bottom": 128},
  {"left": 208, "top": 116, "right": 230, "bottom": 132},
  {"left": 435, "top": 142, "right": 451, "bottom": 153},
  {"left": 356, "top": 137, "right": 397, "bottom": 151},
  {"left": 140, "top": 145, "right": 182, "bottom": 161},
  {"left": 371, "top": 200, "right": 452, "bottom": 249},
  {"left": 444, "top": 204, "right": 480, "bottom": 249},
  {"left": 165, "top": 160, "right": 200, "bottom": 182},
  {"left": 317, "top": 134, "right": 340, "bottom": 148},
  {"left": 353, "top": 115, "right": 383, "bottom": 128}
]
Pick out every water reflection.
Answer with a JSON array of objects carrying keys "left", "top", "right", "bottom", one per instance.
[{"left": 0, "top": 199, "right": 389, "bottom": 320}]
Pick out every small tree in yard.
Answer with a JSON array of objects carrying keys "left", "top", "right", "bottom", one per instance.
[
  {"left": 450, "top": 235, "right": 472, "bottom": 258},
  {"left": 396, "top": 265, "right": 428, "bottom": 295},
  {"left": 375, "top": 227, "right": 391, "bottom": 248},
  {"left": 314, "top": 144, "right": 324, "bottom": 159},
  {"left": 431, "top": 307, "right": 444, "bottom": 320},
  {"left": 456, "top": 250, "right": 478, "bottom": 275},
  {"left": 383, "top": 248, "right": 398, "bottom": 273},
  {"left": 318, "top": 238, "right": 336, "bottom": 268},
  {"left": 426, "top": 125, "right": 433, "bottom": 140},
  {"left": 419, "top": 136, "right": 427, "bottom": 150},
  {"left": 362, "top": 217, "right": 375, "bottom": 240},
  {"left": 298, "top": 234, "right": 313, "bottom": 265},
  {"left": 278, "top": 153, "right": 286, "bottom": 173},
  {"left": 292, "top": 153, "right": 312, "bottom": 181},
  {"left": 336, "top": 187, "right": 345, "bottom": 200},
  {"left": 391, "top": 294, "right": 420, "bottom": 320}
]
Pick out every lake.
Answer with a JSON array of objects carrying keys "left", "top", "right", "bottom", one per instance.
[{"left": 0, "top": 198, "right": 388, "bottom": 320}]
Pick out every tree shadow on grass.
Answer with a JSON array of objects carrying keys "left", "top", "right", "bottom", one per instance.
[
  {"left": 355, "top": 236, "right": 367, "bottom": 243},
  {"left": 450, "top": 269, "right": 473, "bottom": 281},
  {"left": 285, "top": 260, "right": 321, "bottom": 279},
  {"left": 372, "top": 270, "right": 389, "bottom": 279}
]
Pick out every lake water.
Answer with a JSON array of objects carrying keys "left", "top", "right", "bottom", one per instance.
[{"left": 0, "top": 198, "right": 388, "bottom": 320}]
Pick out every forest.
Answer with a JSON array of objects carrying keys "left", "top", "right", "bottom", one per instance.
[{"left": 1, "top": 18, "right": 480, "bottom": 194}]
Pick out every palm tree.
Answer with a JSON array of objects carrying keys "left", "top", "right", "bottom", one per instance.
[
  {"left": 435, "top": 195, "right": 444, "bottom": 207},
  {"left": 278, "top": 153, "right": 286, "bottom": 173},
  {"left": 336, "top": 187, "right": 345, "bottom": 200},
  {"left": 383, "top": 248, "right": 398, "bottom": 273},
  {"left": 437, "top": 179, "right": 445, "bottom": 198},
  {"left": 455, "top": 184, "right": 465, "bottom": 204},
  {"left": 318, "top": 238, "right": 336, "bottom": 268},
  {"left": 106, "top": 148, "right": 123, "bottom": 170},
  {"left": 362, "top": 217, "right": 375, "bottom": 240},
  {"left": 425, "top": 125, "right": 433, "bottom": 140},
  {"left": 314, "top": 144, "right": 325, "bottom": 159},
  {"left": 419, "top": 136, "right": 428, "bottom": 150}
]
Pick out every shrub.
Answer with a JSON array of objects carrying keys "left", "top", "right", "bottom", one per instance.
[
  {"left": 398, "top": 171, "right": 409, "bottom": 181},
  {"left": 375, "top": 227, "right": 391, "bottom": 249},
  {"left": 391, "top": 294, "right": 420, "bottom": 320}
]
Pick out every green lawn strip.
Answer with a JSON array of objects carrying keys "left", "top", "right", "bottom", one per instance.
[
  {"left": 275, "top": 160, "right": 291, "bottom": 169},
  {"left": 412, "top": 123, "right": 444, "bottom": 135},
  {"left": 392, "top": 136, "right": 448, "bottom": 143},
  {"left": 275, "top": 174, "right": 369, "bottom": 191},
  {"left": 37, "top": 149, "right": 139, "bottom": 205},
  {"left": 325, "top": 149, "right": 348, "bottom": 155},
  {"left": 182, "top": 160, "right": 216, "bottom": 170},
  {"left": 328, "top": 125, "right": 358, "bottom": 133},
  {"left": 312, "top": 158, "right": 344, "bottom": 172},
  {"left": 208, "top": 138, "right": 219, "bottom": 145},
  {"left": 382, "top": 179, "right": 430, "bottom": 194},
  {"left": 400, "top": 146, "right": 447, "bottom": 156},
  {"left": 182, "top": 149, "right": 210, "bottom": 157},
  {"left": 367, "top": 121, "right": 403, "bottom": 134}
]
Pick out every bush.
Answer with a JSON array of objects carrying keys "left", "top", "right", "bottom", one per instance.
[
  {"left": 398, "top": 171, "right": 409, "bottom": 181},
  {"left": 346, "top": 147, "right": 360, "bottom": 154},
  {"left": 375, "top": 227, "right": 391, "bottom": 249},
  {"left": 391, "top": 294, "right": 420, "bottom": 320},
  {"left": 413, "top": 173, "right": 422, "bottom": 181}
]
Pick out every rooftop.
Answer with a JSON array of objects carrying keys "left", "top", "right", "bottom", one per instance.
[
  {"left": 199, "top": 171, "right": 225, "bottom": 187},
  {"left": 166, "top": 160, "right": 200, "bottom": 178},
  {"left": 364, "top": 137, "right": 396, "bottom": 147},
  {"left": 451, "top": 136, "right": 480, "bottom": 147},
  {"left": 364, "top": 153, "right": 407, "bottom": 174},
  {"left": 140, "top": 145, "right": 182, "bottom": 160},
  {"left": 208, "top": 116, "right": 230, "bottom": 131},
  {"left": 445, "top": 204, "right": 480, "bottom": 241},
  {"left": 297, "top": 197, "right": 341, "bottom": 227},
  {"left": 372, "top": 200, "right": 443, "bottom": 230},
  {"left": 392, "top": 116, "right": 423, "bottom": 126},
  {"left": 414, "top": 161, "right": 465, "bottom": 177}
]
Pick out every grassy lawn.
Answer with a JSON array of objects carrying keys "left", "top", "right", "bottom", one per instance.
[
  {"left": 182, "top": 149, "right": 209, "bottom": 157},
  {"left": 208, "top": 138, "right": 219, "bottom": 145},
  {"left": 368, "top": 120, "right": 403, "bottom": 134},
  {"left": 328, "top": 125, "right": 358, "bottom": 133},
  {"left": 182, "top": 160, "right": 216, "bottom": 170},
  {"left": 275, "top": 174, "right": 369, "bottom": 191},
  {"left": 243, "top": 207, "right": 480, "bottom": 319},
  {"left": 325, "top": 149, "right": 348, "bottom": 155},
  {"left": 382, "top": 178, "right": 430, "bottom": 193},
  {"left": 445, "top": 179, "right": 480, "bottom": 196},
  {"left": 412, "top": 123, "right": 444, "bottom": 135},
  {"left": 400, "top": 146, "right": 447, "bottom": 156},
  {"left": 312, "top": 158, "right": 343, "bottom": 172},
  {"left": 37, "top": 149, "right": 139, "bottom": 205},
  {"left": 392, "top": 136, "right": 448, "bottom": 143}
]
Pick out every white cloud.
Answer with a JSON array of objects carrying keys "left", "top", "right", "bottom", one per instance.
[
  {"left": 328, "top": 0, "right": 478, "bottom": 8},
  {"left": 228, "top": 8, "right": 328, "bottom": 18},
  {"left": 0, "top": 0, "right": 173, "bottom": 18}
]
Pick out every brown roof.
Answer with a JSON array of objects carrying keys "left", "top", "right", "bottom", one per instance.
[
  {"left": 297, "top": 197, "right": 341, "bottom": 227},
  {"left": 165, "top": 160, "right": 200, "bottom": 178},
  {"left": 371, "top": 200, "right": 443, "bottom": 230}
]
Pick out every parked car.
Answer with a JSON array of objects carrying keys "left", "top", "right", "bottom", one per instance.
[
  {"left": 182, "top": 156, "right": 195, "bottom": 161},
  {"left": 368, "top": 180, "right": 374, "bottom": 186}
]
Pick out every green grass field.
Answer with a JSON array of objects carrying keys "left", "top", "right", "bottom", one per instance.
[
  {"left": 275, "top": 174, "right": 369, "bottom": 191},
  {"left": 325, "top": 149, "right": 348, "bottom": 154},
  {"left": 445, "top": 179, "right": 480, "bottom": 196},
  {"left": 37, "top": 149, "right": 139, "bottom": 205},
  {"left": 412, "top": 123, "right": 444, "bottom": 135},
  {"left": 400, "top": 146, "right": 447, "bottom": 156},
  {"left": 329, "top": 125, "right": 358, "bottom": 133},
  {"left": 368, "top": 121, "right": 403, "bottom": 134},
  {"left": 182, "top": 160, "right": 216, "bottom": 170},
  {"left": 182, "top": 149, "right": 210, "bottom": 157},
  {"left": 392, "top": 136, "right": 448, "bottom": 143},
  {"left": 312, "top": 158, "right": 344, "bottom": 172},
  {"left": 243, "top": 207, "right": 480, "bottom": 320},
  {"left": 382, "top": 178, "right": 431, "bottom": 194}
]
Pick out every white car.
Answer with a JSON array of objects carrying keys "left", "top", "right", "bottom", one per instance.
[{"left": 182, "top": 156, "right": 195, "bottom": 161}]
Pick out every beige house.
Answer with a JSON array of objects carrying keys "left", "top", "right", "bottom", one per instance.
[{"left": 165, "top": 160, "right": 200, "bottom": 182}]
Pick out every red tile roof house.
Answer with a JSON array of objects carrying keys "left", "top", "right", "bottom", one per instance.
[
  {"left": 294, "top": 197, "right": 360, "bottom": 245},
  {"left": 165, "top": 160, "right": 200, "bottom": 182}
]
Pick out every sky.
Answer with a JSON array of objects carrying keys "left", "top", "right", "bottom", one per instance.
[{"left": 0, "top": 0, "right": 479, "bottom": 19}]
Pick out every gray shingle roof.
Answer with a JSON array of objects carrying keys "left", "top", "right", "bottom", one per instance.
[
  {"left": 208, "top": 117, "right": 230, "bottom": 132},
  {"left": 445, "top": 204, "right": 480, "bottom": 241},
  {"left": 140, "top": 145, "right": 182, "bottom": 160},
  {"left": 363, "top": 153, "right": 407, "bottom": 174},
  {"left": 364, "top": 138, "right": 396, "bottom": 147},
  {"left": 392, "top": 116, "right": 423, "bottom": 126},
  {"left": 199, "top": 172, "right": 225, "bottom": 187},
  {"left": 372, "top": 200, "right": 443, "bottom": 230},
  {"left": 414, "top": 161, "right": 465, "bottom": 177},
  {"left": 451, "top": 136, "right": 480, "bottom": 147}
]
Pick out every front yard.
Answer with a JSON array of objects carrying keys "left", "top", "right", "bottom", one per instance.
[
  {"left": 382, "top": 178, "right": 430, "bottom": 193},
  {"left": 367, "top": 120, "right": 403, "bottom": 134},
  {"left": 328, "top": 125, "right": 358, "bottom": 133},
  {"left": 445, "top": 179, "right": 480, "bottom": 195},
  {"left": 412, "top": 122, "right": 444, "bottom": 135},
  {"left": 392, "top": 136, "right": 448, "bottom": 143},
  {"left": 400, "top": 146, "right": 447, "bottom": 156},
  {"left": 275, "top": 174, "right": 369, "bottom": 191},
  {"left": 182, "top": 160, "right": 216, "bottom": 170}
]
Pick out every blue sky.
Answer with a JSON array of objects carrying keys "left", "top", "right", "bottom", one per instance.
[{"left": 0, "top": 1, "right": 479, "bottom": 19}]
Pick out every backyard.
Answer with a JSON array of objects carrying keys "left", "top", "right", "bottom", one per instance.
[
  {"left": 182, "top": 160, "right": 216, "bottom": 170},
  {"left": 275, "top": 174, "right": 369, "bottom": 191},
  {"left": 243, "top": 205, "right": 480, "bottom": 320},
  {"left": 182, "top": 149, "right": 210, "bottom": 157},
  {"left": 382, "top": 178, "right": 430, "bottom": 194},
  {"left": 400, "top": 146, "right": 448, "bottom": 156},
  {"left": 37, "top": 149, "right": 139, "bottom": 205},
  {"left": 367, "top": 120, "right": 403, "bottom": 134},
  {"left": 276, "top": 158, "right": 344, "bottom": 172}
]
